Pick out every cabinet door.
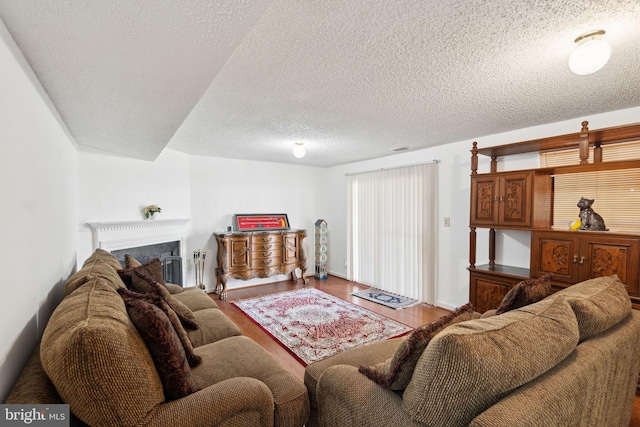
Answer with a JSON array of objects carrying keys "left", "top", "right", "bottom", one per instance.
[
  {"left": 470, "top": 175, "right": 499, "bottom": 226},
  {"left": 229, "top": 236, "right": 250, "bottom": 269},
  {"left": 531, "top": 232, "right": 580, "bottom": 284},
  {"left": 469, "top": 271, "right": 516, "bottom": 313},
  {"left": 283, "top": 232, "right": 300, "bottom": 265},
  {"left": 581, "top": 236, "right": 640, "bottom": 296},
  {"left": 498, "top": 172, "right": 532, "bottom": 227}
]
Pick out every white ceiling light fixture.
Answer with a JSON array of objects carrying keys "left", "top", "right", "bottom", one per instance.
[
  {"left": 293, "top": 142, "right": 306, "bottom": 158},
  {"left": 568, "top": 30, "right": 611, "bottom": 75}
]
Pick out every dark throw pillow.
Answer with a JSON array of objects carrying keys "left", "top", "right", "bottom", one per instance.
[
  {"left": 359, "top": 303, "right": 476, "bottom": 390},
  {"left": 117, "top": 254, "right": 146, "bottom": 287},
  {"left": 123, "top": 297, "right": 199, "bottom": 401},
  {"left": 131, "top": 269, "right": 199, "bottom": 329},
  {"left": 118, "top": 288, "right": 202, "bottom": 367},
  {"left": 495, "top": 273, "right": 553, "bottom": 315}
]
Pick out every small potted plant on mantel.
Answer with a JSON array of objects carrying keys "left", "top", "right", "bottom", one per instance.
[{"left": 143, "top": 204, "right": 162, "bottom": 220}]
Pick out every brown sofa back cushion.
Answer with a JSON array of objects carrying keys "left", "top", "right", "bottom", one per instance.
[
  {"left": 550, "top": 275, "right": 631, "bottom": 341},
  {"left": 41, "top": 278, "right": 165, "bottom": 426},
  {"left": 402, "top": 296, "right": 579, "bottom": 427},
  {"left": 64, "top": 249, "right": 125, "bottom": 296},
  {"left": 359, "top": 303, "right": 476, "bottom": 390}
]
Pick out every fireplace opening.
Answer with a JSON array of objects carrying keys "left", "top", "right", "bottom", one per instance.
[{"left": 111, "top": 241, "right": 183, "bottom": 286}]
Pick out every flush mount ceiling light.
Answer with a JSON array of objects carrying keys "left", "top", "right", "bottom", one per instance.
[
  {"left": 568, "top": 30, "right": 611, "bottom": 75},
  {"left": 293, "top": 142, "right": 306, "bottom": 158}
]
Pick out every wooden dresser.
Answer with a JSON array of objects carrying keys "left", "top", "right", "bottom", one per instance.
[{"left": 213, "top": 229, "right": 308, "bottom": 299}]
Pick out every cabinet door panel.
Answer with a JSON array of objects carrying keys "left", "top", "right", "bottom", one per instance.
[
  {"left": 499, "top": 173, "right": 532, "bottom": 227},
  {"left": 230, "top": 238, "right": 250, "bottom": 269},
  {"left": 475, "top": 279, "right": 508, "bottom": 313},
  {"left": 470, "top": 176, "right": 498, "bottom": 226},
  {"left": 283, "top": 233, "right": 300, "bottom": 264},
  {"left": 582, "top": 237, "right": 639, "bottom": 296},
  {"left": 531, "top": 232, "right": 579, "bottom": 284},
  {"left": 469, "top": 271, "right": 522, "bottom": 313}
]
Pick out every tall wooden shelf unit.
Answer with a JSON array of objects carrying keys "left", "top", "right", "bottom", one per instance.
[{"left": 469, "top": 121, "right": 640, "bottom": 313}]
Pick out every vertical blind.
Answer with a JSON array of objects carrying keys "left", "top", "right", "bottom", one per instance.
[
  {"left": 540, "top": 141, "right": 640, "bottom": 233},
  {"left": 347, "top": 162, "right": 438, "bottom": 304}
]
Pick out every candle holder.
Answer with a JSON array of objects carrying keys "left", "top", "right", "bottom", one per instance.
[{"left": 193, "top": 250, "right": 207, "bottom": 291}]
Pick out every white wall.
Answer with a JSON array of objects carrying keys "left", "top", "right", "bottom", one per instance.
[
  {"left": 76, "top": 152, "right": 324, "bottom": 291},
  {"left": 0, "top": 20, "right": 78, "bottom": 401},
  {"left": 324, "top": 105, "right": 640, "bottom": 310},
  {"left": 77, "top": 148, "right": 192, "bottom": 264},
  {"left": 188, "top": 155, "right": 324, "bottom": 290}
]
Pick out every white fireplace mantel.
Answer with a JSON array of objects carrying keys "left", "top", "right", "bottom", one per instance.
[
  {"left": 87, "top": 219, "right": 191, "bottom": 252},
  {"left": 87, "top": 218, "right": 191, "bottom": 285}
]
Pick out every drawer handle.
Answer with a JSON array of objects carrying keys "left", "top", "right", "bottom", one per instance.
[
  {"left": 262, "top": 237, "right": 272, "bottom": 242},
  {"left": 262, "top": 259, "right": 272, "bottom": 265},
  {"left": 262, "top": 251, "right": 272, "bottom": 257},
  {"left": 579, "top": 256, "right": 585, "bottom": 264},
  {"left": 573, "top": 255, "right": 578, "bottom": 263},
  {"left": 262, "top": 244, "right": 270, "bottom": 250}
]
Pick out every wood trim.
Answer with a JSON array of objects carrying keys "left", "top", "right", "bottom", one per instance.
[{"left": 476, "top": 122, "right": 640, "bottom": 158}]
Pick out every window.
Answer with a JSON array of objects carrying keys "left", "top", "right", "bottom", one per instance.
[
  {"left": 347, "top": 162, "right": 438, "bottom": 303},
  {"left": 540, "top": 141, "right": 640, "bottom": 233}
]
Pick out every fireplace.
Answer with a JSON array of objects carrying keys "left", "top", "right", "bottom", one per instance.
[
  {"left": 87, "top": 219, "right": 190, "bottom": 286},
  {"left": 111, "top": 241, "right": 182, "bottom": 286}
]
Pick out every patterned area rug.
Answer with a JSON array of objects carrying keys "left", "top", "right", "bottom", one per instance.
[
  {"left": 351, "top": 288, "right": 421, "bottom": 310},
  {"left": 232, "top": 288, "right": 412, "bottom": 365}
]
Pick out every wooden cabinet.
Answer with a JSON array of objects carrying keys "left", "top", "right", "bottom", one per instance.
[
  {"left": 214, "top": 230, "right": 308, "bottom": 299},
  {"left": 531, "top": 230, "right": 640, "bottom": 298},
  {"left": 469, "top": 121, "right": 640, "bottom": 313},
  {"left": 470, "top": 171, "right": 552, "bottom": 229},
  {"left": 469, "top": 267, "right": 528, "bottom": 313}
]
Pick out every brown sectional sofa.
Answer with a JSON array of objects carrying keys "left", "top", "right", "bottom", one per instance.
[
  {"left": 6, "top": 249, "right": 310, "bottom": 427},
  {"left": 305, "top": 275, "right": 640, "bottom": 427}
]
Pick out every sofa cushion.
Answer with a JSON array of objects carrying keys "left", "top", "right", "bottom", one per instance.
[
  {"left": 496, "top": 273, "right": 552, "bottom": 314},
  {"left": 173, "top": 287, "right": 220, "bottom": 311},
  {"left": 64, "top": 249, "right": 126, "bottom": 296},
  {"left": 402, "top": 296, "right": 579, "bottom": 427},
  {"left": 130, "top": 258, "right": 166, "bottom": 287},
  {"left": 188, "top": 308, "right": 243, "bottom": 347},
  {"left": 359, "top": 303, "right": 475, "bottom": 390},
  {"left": 192, "top": 335, "right": 310, "bottom": 427},
  {"left": 120, "top": 254, "right": 184, "bottom": 294},
  {"left": 41, "top": 278, "right": 165, "bottom": 426},
  {"left": 125, "top": 253, "right": 143, "bottom": 268},
  {"left": 132, "top": 268, "right": 198, "bottom": 328},
  {"left": 118, "top": 288, "right": 202, "bottom": 367},
  {"left": 124, "top": 297, "right": 200, "bottom": 401},
  {"left": 551, "top": 275, "right": 631, "bottom": 341}
]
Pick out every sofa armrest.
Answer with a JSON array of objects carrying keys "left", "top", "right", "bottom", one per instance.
[
  {"left": 143, "top": 377, "right": 274, "bottom": 427},
  {"left": 317, "top": 365, "right": 422, "bottom": 427}
]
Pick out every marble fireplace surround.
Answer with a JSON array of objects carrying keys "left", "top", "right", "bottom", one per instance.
[{"left": 87, "top": 219, "right": 190, "bottom": 285}]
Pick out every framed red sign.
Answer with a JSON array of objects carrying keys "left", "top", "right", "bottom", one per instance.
[{"left": 233, "top": 214, "right": 290, "bottom": 232}]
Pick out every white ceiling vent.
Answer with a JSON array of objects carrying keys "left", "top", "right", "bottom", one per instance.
[{"left": 392, "top": 146, "right": 411, "bottom": 152}]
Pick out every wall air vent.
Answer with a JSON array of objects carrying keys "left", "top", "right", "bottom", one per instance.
[{"left": 391, "top": 146, "right": 411, "bottom": 152}]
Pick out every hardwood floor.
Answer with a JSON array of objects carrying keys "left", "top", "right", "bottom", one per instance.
[{"left": 209, "top": 274, "right": 640, "bottom": 426}]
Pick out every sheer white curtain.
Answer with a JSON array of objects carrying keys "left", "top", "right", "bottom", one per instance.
[{"left": 347, "top": 162, "right": 438, "bottom": 304}]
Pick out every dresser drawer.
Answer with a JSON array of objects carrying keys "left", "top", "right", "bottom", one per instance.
[
  {"left": 251, "top": 242, "right": 280, "bottom": 252},
  {"left": 251, "top": 256, "right": 282, "bottom": 267},
  {"left": 251, "top": 248, "right": 280, "bottom": 259},
  {"left": 252, "top": 233, "right": 282, "bottom": 245}
]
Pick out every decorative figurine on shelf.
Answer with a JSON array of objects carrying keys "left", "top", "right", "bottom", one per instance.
[{"left": 577, "top": 197, "right": 608, "bottom": 231}]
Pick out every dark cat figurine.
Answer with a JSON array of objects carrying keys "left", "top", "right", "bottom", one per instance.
[{"left": 577, "top": 197, "right": 608, "bottom": 231}]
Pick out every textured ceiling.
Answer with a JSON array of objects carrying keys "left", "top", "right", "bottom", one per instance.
[{"left": 1, "top": 0, "right": 639, "bottom": 167}]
